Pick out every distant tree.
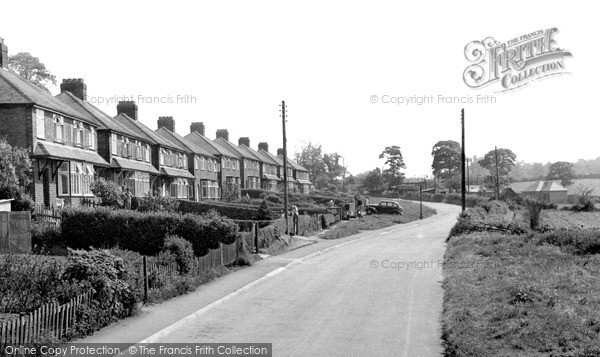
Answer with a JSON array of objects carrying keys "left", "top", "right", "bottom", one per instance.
[
  {"left": 8, "top": 52, "right": 57, "bottom": 93},
  {"left": 379, "top": 146, "right": 406, "bottom": 191},
  {"left": 361, "top": 168, "right": 385, "bottom": 194},
  {"left": 478, "top": 148, "right": 516, "bottom": 191},
  {"left": 546, "top": 161, "right": 576, "bottom": 187},
  {"left": 323, "top": 153, "right": 346, "bottom": 185},
  {"left": 295, "top": 142, "right": 326, "bottom": 187},
  {"left": 0, "top": 137, "right": 34, "bottom": 211},
  {"left": 431, "top": 140, "right": 461, "bottom": 178}
]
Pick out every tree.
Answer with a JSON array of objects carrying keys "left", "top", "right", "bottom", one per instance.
[
  {"left": 546, "top": 161, "right": 576, "bottom": 187},
  {"left": 295, "top": 142, "right": 326, "bottom": 187},
  {"left": 478, "top": 148, "right": 516, "bottom": 190},
  {"left": 90, "top": 178, "right": 122, "bottom": 207},
  {"left": 431, "top": 140, "right": 461, "bottom": 178},
  {"left": 323, "top": 153, "right": 346, "bottom": 185},
  {"left": 361, "top": 168, "right": 385, "bottom": 194},
  {"left": 8, "top": 52, "right": 57, "bottom": 93},
  {"left": 0, "top": 137, "right": 34, "bottom": 211},
  {"left": 379, "top": 146, "right": 406, "bottom": 191}
]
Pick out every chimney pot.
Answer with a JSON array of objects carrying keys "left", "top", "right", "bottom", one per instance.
[
  {"left": 258, "top": 142, "right": 269, "bottom": 153},
  {"left": 239, "top": 137, "right": 250, "bottom": 147},
  {"left": 190, "top": 122, "right": 205, "bottom": 136},
  {"left": 60, "top": 78, "right": 87, "bottom": 101},
  {"left": 117, "top": 101, "right": 138, "bottom": 121},
  {"left": 277, "top": 148, "right": 285, "bottom": 157},
  {"left": 158, "top": 116, "right": 175, "bottom": 132},
  {"left": 216, "top": 129, "right": 229, "bottom": 141}
]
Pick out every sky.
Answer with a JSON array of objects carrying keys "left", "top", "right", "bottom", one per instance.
[{"left": 1, "top": 1, "right": 597, "bottom": 177}]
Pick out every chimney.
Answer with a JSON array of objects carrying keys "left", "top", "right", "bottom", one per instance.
[
  {"left": 157, "top": 116, "right": 175, "bottom": 132},
  {"left": 60, "top": 78, "right": 87, "bottom": 101},
  {"left": 190, "top": 122, "right": 205, "bottom": 136},
  {"left": 0, "top": 38, "right": 8, "bottom": 69},
  {"left": 216, "top": 129, "right": 229, "bottom": 141},
  {"left": 258, "top": 142, "right": 269, "bottom": 152},
  {"left": 277, "top": 148, "right": 285, "bottom": 157},
  {"left": 239, "top": 137, "right": 250, "bottom": 147},
  {"left": 117, "top": 101, "right": 138, "bottom": 121}
]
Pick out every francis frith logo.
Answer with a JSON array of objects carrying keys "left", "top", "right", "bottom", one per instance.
[{"left": 463, "top": 28, "right": 571, "bottom": 92}]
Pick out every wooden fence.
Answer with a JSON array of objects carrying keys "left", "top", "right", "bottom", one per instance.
[
  {"left": 0, "top": 291, "right": 93, "bottom": 349},
  {"left": 0, "top": 211, "right": 32, "bottom": 254},
  {"left": 33, "top": 205, "right": 62, "bottom": 228}
]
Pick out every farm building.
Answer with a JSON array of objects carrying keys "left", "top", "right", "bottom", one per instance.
[
  {"left": 520, "top": 181, "right": 568, "bottom": 204},
  {"left": 511, "top": 178, "right": 600, "bottom": 203},
  {"left": 499, "top": 188, "right": 520, "bottom": 202}
]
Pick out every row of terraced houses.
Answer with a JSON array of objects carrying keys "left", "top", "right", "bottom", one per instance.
[{"left": 0, "top": 38, "right": 312, "bottom": 208}]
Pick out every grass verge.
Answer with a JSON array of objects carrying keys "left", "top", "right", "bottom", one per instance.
[
  {"left": 443, "top": 220, "right": 600, "bottom": 356},
  {"left": 321, "top": 200, "right": 436, "bottom": 239}
]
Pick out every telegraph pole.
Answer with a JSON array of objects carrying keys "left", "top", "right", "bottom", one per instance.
[
  {"left": 461, "top": 108, "right": 466, "bottom": 212},
  {"left": 419, "top": 180, "right": 423, "bottom": 220},
  {"left": 494, "top": 146, "right": 500, "bottom": 200},
  {"left": 281, "top": 101, "right": 289, "bottom": 234}
]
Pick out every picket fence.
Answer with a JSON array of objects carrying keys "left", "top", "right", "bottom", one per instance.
[{"left": 0, "top": 291, "right": 93, "bottom": 350}]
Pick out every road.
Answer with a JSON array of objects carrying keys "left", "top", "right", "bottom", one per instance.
[{"left": 153, "top": 202, "right": 460, "bottom": 357}]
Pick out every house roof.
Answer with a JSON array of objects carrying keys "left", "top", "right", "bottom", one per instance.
[
  {"left": 511, "top": 178, "right": 600, "bottom": 196},
  {"left": 55, "top": 92, "right": 148, "bottom": 142},
  {"left": 184, "top": 131, "right": 238, "bottom": 159},
  {"left": 0, "top": 68, "right": 98, "bottom": 125},
  {"left": 522, "top": 181, "right": 568, "bottom": 192},
  {"left": 214, "top": 138, "right": 262, "bottom": 161},
  {"left": 260, "top": 149, "right": 284, "bottom": 166},
  {"left": 278, "top": 155, "right": 308, "bottom": 171},
  {"left": 160, "top": 166, "right": 195, "bottom": 179},
  {"left": 113, "top": 113, "right": 179, "bottom": 151},
  {"left": 111, "top": 157, "right": 159, "bottom": 175},
  {"left": 154, "top": 128, "right": 215, "bottom": 158}
]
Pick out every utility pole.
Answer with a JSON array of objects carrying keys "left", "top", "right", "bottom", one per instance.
[
  {"left": 494, "top": 146, "right": 500, "bottom": 200},
  {"left": 461, "top": 108, "right": 466, "bottom": 212},
  {"left": 281, "top": 101, "right": 289, "bottom": 234},
  {"left": 466, "top": 158, "right": 470, "bottom": 194},
  {"left": 419, "top": 180, "right": 423, "bottom": 220}
]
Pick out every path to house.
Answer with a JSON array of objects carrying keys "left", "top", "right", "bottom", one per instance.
[{"left": 78, "top": 202, "right": 460, "bottom": 357}]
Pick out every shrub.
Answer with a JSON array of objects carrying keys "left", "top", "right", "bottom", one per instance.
[
  {"left": 31, "top": 222, "right": 63, "bottom": 254},
  {"left": 178, "top": 200, "right": 262, "bottom": 220},
  {"left": 90, "top": 178, "right": 123, "bottom": 208},
  {"left": 523, "top": 199, "right": 544, "bottom": 230},
  {"left": 537, "top": 228, "right": 600, "bottom": 255},
  {"left": 257, "top": 199, "right": 273, "bottom": 221},
  {"left": 161, "top": 236, "right": 194, "bottom": 274},
  {"left": 266, "top": 194, "right": 281, "bottom": 204},
  {"left": 136, "top": 195, "right": 179, "bottom": 212}
]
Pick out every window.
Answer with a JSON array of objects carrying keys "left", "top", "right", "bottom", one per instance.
[
  {"left": 89, "top": 128, "right": 95, "bottom": 150},
  {"left": 82, "top": 164, "right": 95, "bottom": 196},
  {"left": 69, "top": 161, "right": 95, "bottom": 196},
  {"left": 159, "top": 149, "right": 165, "bottom": 165},
  {"left": 57, "top": 162, "right": 70, "bottom": 196},
  {"left": 200, "top": 157, "right": 206, "bottom": 170},
  {"left": 145, "top": 145, "right": 151, "bottom": 163},
  {"left": 111, "top": 134, "right": 118, "bottom": 155},
  {"left": 36, "top": 109, "right": 45, "bottom": 139},
  {"left": 73, "top": 121, "right": 84, "bottom": 146},
  {"left": 53, "top": 115, "right": 64, "bottom": 142},
  {"left": 194, "top": 156, "right": 199, "bottom": 170}
]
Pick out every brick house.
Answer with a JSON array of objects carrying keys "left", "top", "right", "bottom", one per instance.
[
  {"left": 277, "top": 149, "right": 312, "bottom": 194},
  {"left": 213, "top": 132, "right": 262, "bottom": 190},
  {"left": 56, "top": 84, "right": 159, "bottom": 198},
  {"left": 521, "top": 181, "right": 568, "bottom": 204},
  {"left": 0, "top": 64, "right": 109, "bottom": 208},
  {"left": 184, "top": 123, "right": 241, "bottom": 198},
  {"left": 253, "top": 142, "right": 282, "bottom": 191},
  {"left": 153, "top": 122, "right": 218, "bottom": 201}
]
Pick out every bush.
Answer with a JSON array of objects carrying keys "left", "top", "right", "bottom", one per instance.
[
  {"left": 266, "top": 194, "right": 281, "bottom": 204},
  {"left": 90, "top": 178, "right": 123, "bottom": 208},
  {"left": 60, "top": 207, "right": 239, "bottom": 256},
  {"left": 178, "top": 200, "right": 262, "bottom": 220},
  {"left": 136, "top": 195, "right": 179, "bottom": 212},
  {"left": 161, "top": 236, "right": 194, "bottom": 274},
  {"left": 537, "top": 228, "right": 600, "bottom": 255},
  {"left": 31, "top": 222, "right": 63, "bottom": 254}
]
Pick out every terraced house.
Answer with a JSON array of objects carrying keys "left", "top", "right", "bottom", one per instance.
[
  {"left": 254, "top": 142, "right": 282, "bottom": 191},
  {"left": 56, "top": 83, "right": 158, "bottom": 198},
  {"left": 185, "top": 123, "right": 241, "bottom": 198},
  {"left": 213, "top": 133, "right": 262, "bottom": 190},
  {"left": 0, "top": 65, "right": 108, "bottom": 208}
]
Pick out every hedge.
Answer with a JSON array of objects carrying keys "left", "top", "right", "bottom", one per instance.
[
  {"left": 61, "top": 207, "right": 238, "bottom": 256},
  {"left": 398, "top": 192, "right": 489, "bottom": 208},
  {"left": 178, "top": 200, "right": 269, "bottom": 220}
]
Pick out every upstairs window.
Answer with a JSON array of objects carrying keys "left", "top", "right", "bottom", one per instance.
[
  {"left": 73, "top": 121, "right": 84, "bottom": 146},
  {"left": 145, "top": 145, "right": 151, "bottom": 163},
  {"left": 111, "top": 134, "right": 118, "bottom": 155},
  {"left": 159, "top": 149, "right": 165, "bottom": 165},
  {"left": 36, "top": 109, "right": 45, "bottom": 139},
  {"left": 88, "top": 128, "right": 96, "bottom": 150},
  {"left": 53, "top": 115, "right": 64, "bottom": 142}
]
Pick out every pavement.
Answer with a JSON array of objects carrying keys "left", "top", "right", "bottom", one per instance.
[{"left": 77, "top": 202, "right": 460, "bottom": 356}]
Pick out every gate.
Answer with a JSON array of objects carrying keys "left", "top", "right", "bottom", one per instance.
[{"left": 0, "top": 211, "right": 32, "bottom": 254}]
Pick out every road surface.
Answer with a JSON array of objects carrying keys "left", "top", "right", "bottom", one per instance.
[{"left": 154, "top": 202, "right": 460, "bottom": 357}]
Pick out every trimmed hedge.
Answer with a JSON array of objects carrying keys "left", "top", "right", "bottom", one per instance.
[
  {"left": 178, "top": 200, "right": 272, "bottom": 220},
  {"left": 61, "top": 207, "right": 238, "bottom": 256}
]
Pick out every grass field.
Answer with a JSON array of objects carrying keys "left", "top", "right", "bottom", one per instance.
[
  {"left": 541, "top": 209, "right": 600, "bottom": 229},
  {"left": 320, "top": 199, "right": 436, "bottom": 239}
]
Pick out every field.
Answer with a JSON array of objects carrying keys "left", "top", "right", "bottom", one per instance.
[
  {"left": 443, "top": 203, "right": 600, "bottom": 356},
  {"left": 320, "top": 199, "right": 436, "bottom": 239},
  {"left": 541, "top": 209, "right": 600, "bottom": 229}
]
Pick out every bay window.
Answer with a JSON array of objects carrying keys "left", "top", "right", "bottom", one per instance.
[{"left": 57, "top": 162, "right": 70, "bottom": 196}]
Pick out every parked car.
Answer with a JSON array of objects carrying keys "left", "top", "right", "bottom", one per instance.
[{"left": 365, "top": 200, "right": 404, "bottom": 215}]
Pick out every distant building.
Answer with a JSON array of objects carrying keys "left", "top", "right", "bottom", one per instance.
[
  {"left": 521, "top": 181, "right": 568, "bottom": 204},
  {"left": 499, "top": 187, "right": 520, "bottom": 202}
]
